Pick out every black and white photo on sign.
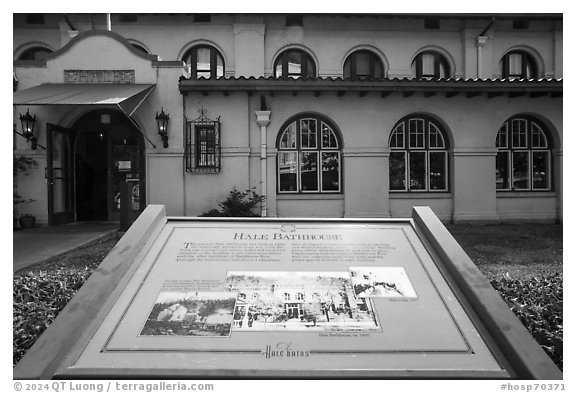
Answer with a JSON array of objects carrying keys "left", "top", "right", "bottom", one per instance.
[
  {"left": 349, "top": 267, "right": 418, "bottom": 298},
  {"left": 225, "top": 271, "right": 381, "bottom": 332},
  {"left": 140, "top": 291, "right": 236, "bottom": 337}
]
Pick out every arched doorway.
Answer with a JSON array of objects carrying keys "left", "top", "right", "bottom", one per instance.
[{"left": 72, "top": 109, "right": 146, "bottom": 222}]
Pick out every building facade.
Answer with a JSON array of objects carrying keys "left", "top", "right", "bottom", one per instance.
[{"left": 13, "top": 13, "right": 563, "bottom": 225}]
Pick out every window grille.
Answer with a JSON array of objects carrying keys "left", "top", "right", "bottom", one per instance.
[{"left": 185, "top": 108, "right": 221, "bottom": 173}]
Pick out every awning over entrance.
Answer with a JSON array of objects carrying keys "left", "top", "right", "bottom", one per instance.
[{"left": 13, "top": 83, "right": 155, "bottom": 116}]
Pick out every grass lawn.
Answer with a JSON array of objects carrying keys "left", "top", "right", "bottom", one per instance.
[
  {"left": 445, "top": 223, "right": 562, "bottom": 281},
  {"left": 13, "top": 223, "right": 563, "bottom": 370}
]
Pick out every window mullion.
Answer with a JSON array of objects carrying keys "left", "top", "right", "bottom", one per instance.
[{"left": 210, "top": 48, "right": 217, "bottom": 78}]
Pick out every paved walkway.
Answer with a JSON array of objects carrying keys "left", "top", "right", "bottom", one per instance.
[{"left": 13, "top": 221, "right": 119, "bottom": 272}]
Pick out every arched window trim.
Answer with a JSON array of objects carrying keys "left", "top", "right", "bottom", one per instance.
[
  {"left": 182, "top": 45, "right": 225, "bottom": 79},
  {"left": 500, "top": 50, "right": 538, "bottom": 80},
  {"left": 496, "top": 116, "right": 553, "bottom": 191},
  {"left": 16, "top": 45, "right": 53, "bottom": 60},
  {"left": 277, "top": 114, "right": 342, "bottom": 194},
  {"left": 389, "top": 115, "right": 450, "bottom": 192},
  {"left": 343, "top": 50, "right": 385, "bottom": 80},
  {"left": 411, "top": 50, "right": 451, "bottom": 79},
  {"left": 273, "top": 48, "right": 317, "bottom": 79}
]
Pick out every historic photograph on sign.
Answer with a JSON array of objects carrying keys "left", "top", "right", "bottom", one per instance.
[
  {"left": 225, "top": 271, "right": 380, "bottom": 332},
  {"left": 140, "top": 291, "right": 236, "bottom": 337},
  {"left": 349, "top": 267, "right": 418, "bottom": 298}
]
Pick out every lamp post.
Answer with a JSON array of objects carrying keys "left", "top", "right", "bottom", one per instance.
[
  {"left": 155, "top": 108, "right": 169, "bottom": 148},
  {"left": 19, "top": 108, "right": 37, "bottom": 150}
]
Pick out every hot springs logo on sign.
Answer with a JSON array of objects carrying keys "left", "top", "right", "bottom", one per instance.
[{"left": 261, "top": 342, "right": 310, "bottom": 359}]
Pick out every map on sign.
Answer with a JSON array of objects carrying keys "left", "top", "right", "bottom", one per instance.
[{"left": 68, "top": 219, "right": 508, "bottom": 377}]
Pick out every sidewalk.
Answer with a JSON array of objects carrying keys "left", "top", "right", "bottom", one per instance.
[{"left": 13, "top": 221, "right": 119, "bottom": 272}]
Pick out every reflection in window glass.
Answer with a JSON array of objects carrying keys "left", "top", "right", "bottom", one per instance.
[
  {"left": 277, "top": 115, "right": 341, "bottom": 193},
  {"left": 512, "top": 119, "right": 527, "bottom": 148},
  {"left": 496, "top": 152, "right": 510, "bottom": 190},
  {"left": 389, "top": 152, "right": 406, "bottom": 191},
  {"left": 300, "top": 152, "right": 318, "bottom": 191},
  {"left": 280, "top": 122, "right": 297, "bottom": 149},
  {"left": 429, "top": 152, "right": 446, "bottom": 190},
  {"left": 409, "top": 152, "right": 426, "bottom": 190},
  {"left": 512, "top": 151, "right": 529, "bottom": 189},
  {"left": 409, "top": 119, "right": 425, "bottom": 148},
  {"left": 532, "top": 151, "right": 549, "bottom": 189},
  {"left": 421, "top": 54, "right": 435, "bottom": 76},
  {"left": 322, "top": 152, "right": 340, "bottom": 191},
  {"left": 301, "top": 119, "right": 317, "bottom": 148},
  {"left": 278, "top": 152, "right": 298, "bottom": 192}
]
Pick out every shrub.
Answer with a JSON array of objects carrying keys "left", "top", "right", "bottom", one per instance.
[
  {"left": 490, "top": 273, "right": 563, "bottom": 370},
  {"left": 199, "top": 188, "right": 264, "bottom": 217}
]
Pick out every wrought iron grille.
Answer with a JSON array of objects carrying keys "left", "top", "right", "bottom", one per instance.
[{"left": 185, "top": 108, "right": 221, "bottom": 173}]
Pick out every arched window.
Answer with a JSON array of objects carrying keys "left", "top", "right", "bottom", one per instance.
[
  {"left": 411, "top": 51, "right": 450, "bottom": 79},
  {"left": 274, "top": 49, "right": 316, "bottom": 79},
  {"left": 500, "top": 50, "right": 538, "bottom": 79},
  {"left": 277, "top": 114, "right": 342, "bottom": 193},
  {"left": 496, "top": 116, "right": 552, "bottom": 191},
  {"left": 17, "top": 46, "right": 52, "bottom": 60},
  {"left": 343, "top": 50, "right": 384, "bottom": 80},
  {"left": 182, "top": 45, "right": 224, "bottom": 79},
  {"left": 389, "top": 115, "right": 450, "bottom": 192}
]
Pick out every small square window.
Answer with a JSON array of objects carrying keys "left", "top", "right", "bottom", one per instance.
[
  {"left": 25, "top": 14, "right": 45, "bottom": 24},
  {"left": 513, "top": 18, "right": 529, "bottom": 29},
  {"left": 424, "top": 17, "right": 440, "bottom": 29},
  {"left": 286, "top": 15, "right": 303, "bottom": 27},
  {"left": 119, "top": 14, "right": 138, "bottom": 23},
  {"left": 194, "top": 14, "right": 211, "bottom": 23}
]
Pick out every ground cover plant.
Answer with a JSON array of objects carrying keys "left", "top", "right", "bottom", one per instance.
[
  {"left": 14, "top": 223, "right": 562, "bottom": 371},
  {"left": 13, "top": 238, "right": 117, "bottom": 365}
]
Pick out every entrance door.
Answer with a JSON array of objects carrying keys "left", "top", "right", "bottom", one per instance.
[{"left": 46, "top": 123, "right": 75, "bottom": 225}]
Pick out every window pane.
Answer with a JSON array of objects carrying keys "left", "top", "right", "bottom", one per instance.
[
  {"left": 197, "top": 127, "right": 216, "bottom": 167},
  {"left": 301, "top": 119, "right": 317, "bottom": 148},
  {"left": 300, "top": 152, "right": 318, "bottom": 191},
  {"left": 280, "top": 122, "right": 297, "bottom": 149},
  {"left": 409, "top": 119, "right": 425, "bottom": 148},
  {"left": 512, "top": 119, "right": 527, "bottom": 148},
  {"left": 343, "top": 59, "right": 352, "bottom": 79},
  {"left": 512, "top": 151, "right": 529, "bottom": 189},
  {"left": 429, "top": 123, "right": 445, "bottom": 148},
  {"left": 196, "top": 47, "right": 211, "bottom": 71},
  {"left": 216, "top": 55, "right": 224, "bottom": 78},
  {"left": 496, "top": 124, "right": 508, "bottom": 148},
  {"left": 508, "top": 53, "right": 522, "bottom": 76},
  {"left": 389, "top": 152, "right": 406, "bottom": 191},
  {"left": 321, "top": 152, "right": 340, "bottom": 191},
  {"left": 438, "top": 60, "right": 447, "bottom": 78},
  {"left": 275, "top": 62, "right": 283, "bottom": 78},
  {"left": 496, "top": 152, "right": 510, "bottom": 190},
  {"left": 321, "top": 123, "right": 338, "bottom": 148},
  {"left": 356, "top": 52, "right": 370, "bottom": 77},
  {"left": 532, "top": 151, "right": 550, "bottom": 189},
  {"left": 409, "top": 152, "right": 426, "bottom": 190},
  {"left": 531, "top": 123, "right": 548, "bottom": 148},
  {"left": 390, "top": 124, "right": 405, "bottom": 148},
  {"left": 287, "top": 51, "right": 302, "bottom": 77},
  {"left": 429, "top": 152, "right": 446, "bottom": 190},
  {"left": 421, "top": 54, "right": 435, "bottom": 76},
  {"left": 278, "top": 152, "right": 298, "bottom": 192},
  {"left": 374, "top": 59, "right": 383, "bottom": 79}
]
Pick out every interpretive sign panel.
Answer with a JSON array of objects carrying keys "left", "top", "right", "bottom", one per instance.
[{"left": 14, "top": 206, "right": 561, "bottom": 379}]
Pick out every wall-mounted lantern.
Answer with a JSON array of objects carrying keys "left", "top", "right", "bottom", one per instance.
[
  {"left": 155, "top": 108, "right": 170, "bottom": 148},
  {"left": 19, "top": 108, "right": 38, "bottom": 150}
]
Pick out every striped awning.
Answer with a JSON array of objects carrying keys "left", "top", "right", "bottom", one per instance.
[{"left": 13, "top": 83, "right": 155, "bottom": 116}]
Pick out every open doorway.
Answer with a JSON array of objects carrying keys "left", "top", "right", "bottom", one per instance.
[{"left": 72, "top": 109, "right": 146, "bottom": 222}]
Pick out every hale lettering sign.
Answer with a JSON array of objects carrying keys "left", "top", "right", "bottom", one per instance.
[{"left": 64, "top": 70, "right": 135, "bottom": 84}]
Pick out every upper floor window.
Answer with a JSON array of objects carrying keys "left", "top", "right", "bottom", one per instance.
[
  {"left": 343, "top": 50, "right": 384, "bottom": 80},
  {"left": 183, "top": 45, "right": 224, "bottom": 79},
  {"left": 17, "top": 46, "right": 52, "bottom": 60},
  {"left": 500, "top": 50, "right": 538, "bottom": 80},
  {"left": 389, "top": 115, "right": 450, "bottom": 192},
  {"left": 411, "top": 51, "right": 450, "bottom": 79},
  {"left": 496, "top": 117, "right": 552, "bottom": 191},
  {"left": 277, "top": 114, "right": 342, "bottom": 193},
  {"left": 274, "top": 49, "right": 316, "bottom": 79}
]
